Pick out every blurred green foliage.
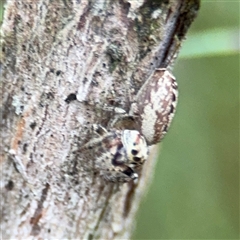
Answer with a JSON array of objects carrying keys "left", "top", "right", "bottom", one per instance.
[
  {"left": 133, "top": 1, "right": 239, "bottom": 239},
  {"left": 0, "top": 2, "right": 3, "bottom": 27}
]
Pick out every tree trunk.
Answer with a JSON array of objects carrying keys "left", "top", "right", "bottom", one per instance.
[{"left": 1, "top": 0, "right": 200, "bottom": 239}]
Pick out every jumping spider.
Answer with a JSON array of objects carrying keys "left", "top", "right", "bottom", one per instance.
[{"left": 80, "top": 69, "right": 178, "bottom": 182}]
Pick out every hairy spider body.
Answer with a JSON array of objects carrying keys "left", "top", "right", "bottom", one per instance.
[
  {"left": 80, "top": 127, "right": 148, "bottom": 182},
  {"left": 80, "top": 68, "right": 178, "bottom": 182}
]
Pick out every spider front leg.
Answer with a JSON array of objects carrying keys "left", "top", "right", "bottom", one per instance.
[{"left": 92, "top": 124, "right": 108, "bottom": 136}]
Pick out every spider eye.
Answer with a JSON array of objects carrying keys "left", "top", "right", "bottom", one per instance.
[
  {"left": 131, "top": 162, "right": 138, "bottom": 165},
  {"left": 122, "top": 167, "right": 134, "bottom": 177},
  {"left": 131, "top": 149, "right": 138, "bottom": 155},
  {"left": 133, "top": 157, "right": 141, "bottom": 162}
]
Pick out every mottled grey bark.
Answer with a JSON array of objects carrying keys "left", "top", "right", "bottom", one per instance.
[{"left": 1, "top": 0, "right": 200, "bottom": 239}]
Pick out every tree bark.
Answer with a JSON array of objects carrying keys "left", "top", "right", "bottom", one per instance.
[{"left": 1, "top": 0, "right": 200, "bottom": 239}]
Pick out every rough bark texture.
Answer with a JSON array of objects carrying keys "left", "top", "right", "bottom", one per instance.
[{"left": 1, "top": 0, "right": 200, "bottom": 239}]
